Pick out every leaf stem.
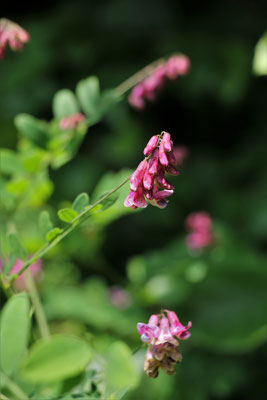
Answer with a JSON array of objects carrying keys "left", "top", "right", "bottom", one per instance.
[
  {"left": 9, "top": 175, "right": 130, "bottom": 284},
  {"left": 25, "top": 270, "right": 50, "bottom": 338},
  {"left": 115, "top": 57, "right": 165, "bottom": 96},
  {"left": 0, "top": 372, "right": 29, "bottom": 400}
]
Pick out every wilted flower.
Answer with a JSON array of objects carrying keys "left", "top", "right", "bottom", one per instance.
[
  {"left": 185, "top": 212, "right": 214, "bottom": 250},
  {"left": 128, "top": 54, "right": 190, "bottom": 110},
  {"left": 137, "top": 310, "right": 191, "bottom": 378},
  {"left": 0, "top": 18, "right": 29, "bottom": 59},
  {"left": 59, "top": 112, "right": 85, "bottom": 130},
  {"left": 124, "top": 132, "right": 179, "bottom": 209}
]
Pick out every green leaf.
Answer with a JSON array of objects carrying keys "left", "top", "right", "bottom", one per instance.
[
  {"left": 0, "top": 293, "right": 30, "bottom": 376},
  {"left": 253, "top": 31, "right": 267, "bottom": 76},
  {"left": 6, "top": 177, "right": 28, "bottom": 196},
  {"left": 76, "top": 76, "right": 100, "bottom": 116},
  {"left": 46, "top": 228, "right": 62, "bottom": 242},
  {"left": 21, "top": 335, "right": 92, "bottom": 383},
  {"left": 97, "top": 192, "right": 119, "bottom": 211},
  {"left": 58, "top": 208, "right": 78, "bottom": 223},
  {"left": 106, "top": 342, "right": 139, "bottom": 393},
  {"left": 39, "top": 211, "right": 53, "bottom": 239},
  {"left": 14, "top": 114, "right": 48, "bottom": 148},
  {"left": 53, "top": 89, "right": 80, "bottom": 119},
  {"left": 8, "top": 233, "right": 27, "bottom": 261},
  {"left": 72, "top": 193, "right": 90, "bottom": 214},
  {"left": 0, "top": 149, "right": 23, "bottom": 175}
]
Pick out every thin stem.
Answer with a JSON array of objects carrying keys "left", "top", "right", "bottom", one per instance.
[
  {"left": 9, "top": 175, "right": 130, "bottom": 284},
  {"left": 25, "top": 270, "right": 50, "bottom": 338},
  {"left": 115, "top": 57, "right": 165, "bottom": 96},
  {"left": 0, "top": 372, "right": 29, "bottom": 400}
]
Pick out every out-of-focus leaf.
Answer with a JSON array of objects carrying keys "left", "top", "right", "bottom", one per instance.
[
  {"left": 96, "top": 192, "right": 119, "bottom": 211},
  {"left": 21, "top": 335, "right": 92, "bottom": 383},
  {"left": 58, "top": 208, "right": 78, "bottom": 223},
  {"left": 46, "top": 228, "right": 62, "bottom": 242},
  {"left": 0, "top": 149, "right": 23, "bottom": 175},
  {"left": 53, "top": 89, "right": 80, "bottom": 119},
  {"left": 72, "top": 192, "right": 89, "bottom": 214},
  {"left": 106, "top": 341, "right": 140, "bottom": 393},
  {"left": 14, "top": 114, "right": 49, "bottom": 148},
  {"left": 0, "top": 293, "right": 30, "bottom": 376},
  {"left": 76, "top": 76, "right": 100, "bottom": 116},
  {"left": 6, "top": 177, "right": 28, "bottom": 196},
  {"left": 253, "top": 31, "right": 267, "bottom": 76},
  {"left": 8, "top": 233, "right": 27, "bottom": 261},
  {"left": 39, "top": 211, "right": 53, "bottom": 239}
]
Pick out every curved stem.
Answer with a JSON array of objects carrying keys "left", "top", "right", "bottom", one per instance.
[
  {"left": 25, "top": 270, "right": 50, "bottom": 338},
  {"left": 9, "top": 175, "right": 130, "bottom": 284},
  {"left": 115, "top": 57, "right": 165, "bottom": 96}
]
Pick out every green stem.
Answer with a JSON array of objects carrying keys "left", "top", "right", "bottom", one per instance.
[
  {"left": 0, "top": 372, "right": 29, "bottom": 400},
  {"left": 25, "top": 270, "right": 50, "bottom": 339},
  {"left": 115, "top": 57, "right": 165, "bottom": 96},
  {"left": 9, "top": 175, "right": 131, "bottom": 284}
]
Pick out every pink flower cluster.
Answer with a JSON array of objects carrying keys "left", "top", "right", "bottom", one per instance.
[
  {"left": 137, "top": 310, "right": 191, "bottom": 378},
  {"left": 128, "top": 55, "right": 190, "bottom": 110},
  {"left": 59, "top": 112, "right": 85, "bottom": 130},
  {"left": 185, "top": 212, "right": 214, "bottom": 251},
  {"left": 0, "top": 18, "right": 29, "bottom": 59},
  {"left": 124, "top": 132, "right": 179, "bottom": 209}
]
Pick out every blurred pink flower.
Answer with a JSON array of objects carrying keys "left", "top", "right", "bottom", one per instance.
[
  {"left": 124, "top": 132, "right": 179, "bottom": 210},
  {"left": 137, "top": 310, "right": 191, "bottom": 378},
  {"left": 185, "top": 212, "right": 214, "bottom": 251},
  {"left": 109, "top": 286, "right": 132, "bottom": 309},
  {"left": 128, "top": 54, "right": 190, "bottom": 110},
  {"left": 0, "top": 18, "right": 29, "bottom": 59},
  {"left": 173, "top": 145, "right": 189, "bottom": 166},
  {"left": 0, "top": 258, "right": 42, "bottom": 291},
  {"left": 59, "top": 112, "right": 85, "bottom": 130}
]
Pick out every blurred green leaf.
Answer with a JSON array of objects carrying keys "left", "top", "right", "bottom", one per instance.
[
  {"left": 58, "top": 208, "right": 78, "bottom": 223},
  {"left": 14, "top": 114, "right": 49, "bottom": 148},
  {"left": 106, "top": 341, "right": 140, "bottom": 393},
  {"left": 97, "top": 192, "right": 119, "bottom": 211},
  {"left": 76, "top": 76, "right": 100, "bottom": 116},
  {"left": 8, "top": 233, "right": 27, "bottom": 261},
  {"left": 0, "top": 149, "right": 23, "bottom": 175},
  {"left": 39, "top": 211, "right": 53, "bottom": 239},
  {"left": 0, "top": 293, "right": 30, "bottom": 376},
  {"left": 6, "top": 177, "right": 28, "bottom": 196},
  {"left": 253, "top": 31, "right": 267, "bottom": 76},
  {"left": 72, "top": 192, "right": 90, "bottom": 214},
  {"left": 46, "top": 228, "right": 62, "bottom": 242},
  {"left": 21, "top": 335, "right": 92, "bottom": 383},
  {"left": 53, "top": 89, "right": 80, "bottom": 119}
]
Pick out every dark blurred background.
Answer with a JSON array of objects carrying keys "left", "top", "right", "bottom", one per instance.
[{"left": 1, "top": 1, "right": 267, "bottom": 399}]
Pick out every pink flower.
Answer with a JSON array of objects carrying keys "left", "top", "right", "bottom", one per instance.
[
  {"left": 137, "top": 310, "right": 191, "bottom": 378},
  {"left": 59, "top": 112, "right": 85, "bottom": 130},
  {"left": 109, "top": 286, "right": 131, "bottom": 309},
  {"left": 173, "top": 145, "right": 189, "bottom": 166},
  {"left": 128, "top": 54, "right": 190, "bottom": 110},
  {"left": 185, "top": 212, "right": 214, "bottom": 251},
  {"left": 124, "top": 132, "right": 179, "bottom": 209},
  {"left": 165, "top": 55, "right": 191, "bottom": 79},
  {"left": 0, "top": 18, "right": 29, "bottom": 59}
]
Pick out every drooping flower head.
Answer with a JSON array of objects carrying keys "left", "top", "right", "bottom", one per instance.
[
  {"left": 128, "top": 54, "right": 190, "bottom": 110},
  {"left": 185, "top": 211, "right": 214, "bottom": 251},
  {"left": 0, "top": 18, "right": 29, "bottom": 59},
  {"left": 124, "top": 132, "right": 179, "bottom": 210},
  {"left": 59, "top": 112, "right": 85, "bottom": 130},
  {"left": 137, "top": 310, "right": 191, "bottom": 378}
]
